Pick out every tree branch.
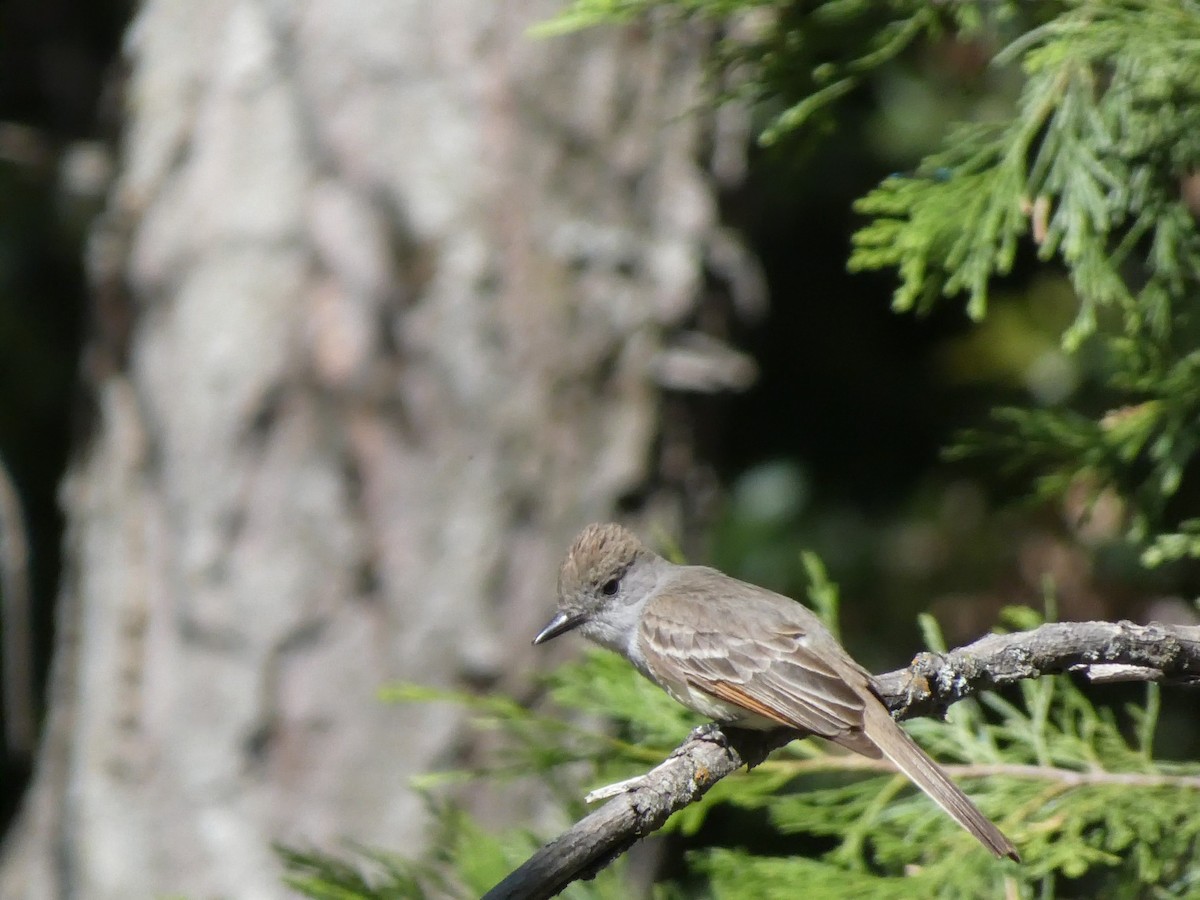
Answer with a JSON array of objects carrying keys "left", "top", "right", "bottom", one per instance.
[{"left": 483, "top": 619, "right": 1200, "bottom": 900}]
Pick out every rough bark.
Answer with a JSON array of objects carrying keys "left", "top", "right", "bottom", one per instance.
[
  {"left": 0, "top": 2, "right": 755, "bottom": 897},
  {"left": 485, "top": 619, "right": 1200, "bottom": 900}
]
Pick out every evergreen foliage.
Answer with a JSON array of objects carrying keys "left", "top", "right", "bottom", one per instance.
[
  {"left": 285, "top": 609, "right": 1200, "bottom": 897},
  {"left": 544, "top": 0, "right": 1200, "bottom": 561},
  {"left": 282, "top": 1, "right": 1200, "bottom": 896},
  {"left": 279, "top": 803, "right": 629, "bottom": 898}
]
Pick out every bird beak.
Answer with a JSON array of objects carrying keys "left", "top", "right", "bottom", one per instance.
[{"left": 532, "top": 609, "right": 586, "bottom": 645}]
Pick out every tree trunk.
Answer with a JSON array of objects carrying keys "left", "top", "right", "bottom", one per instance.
[{"left": 0, "top": 1, "right": 754, "bottom": 897}]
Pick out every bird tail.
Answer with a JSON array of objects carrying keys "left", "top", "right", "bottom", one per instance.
[{"left": 860, "top": 701, "right": 1019, "bottom": 861}]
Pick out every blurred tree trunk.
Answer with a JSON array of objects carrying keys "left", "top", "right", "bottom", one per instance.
[{"left": 0, "top": 1, "right": 755, "bottom": 897}]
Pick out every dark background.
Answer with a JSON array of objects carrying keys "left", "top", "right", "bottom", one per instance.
[{"left": 0, "top": 0, "right": 127, "bottom": 826}]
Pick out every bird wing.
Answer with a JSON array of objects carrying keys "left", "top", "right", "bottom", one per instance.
[
  {"left": 639, "top": 566, "right": 1019, "bottom": 860},
  {"left": 638, "top": 567, "right": 878, "bottom": 754}
]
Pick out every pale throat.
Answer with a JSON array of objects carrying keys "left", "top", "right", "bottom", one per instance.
[
  {"left": 578, "top": 592, "right": 652, "bottom": 674},
  {"left": 576, "top": 556, "right": 668, "bottom": 679}
]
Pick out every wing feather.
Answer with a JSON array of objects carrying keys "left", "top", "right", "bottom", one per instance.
[
  {"left": 638, "top": 564, "right": 1017, "bottom": 858},
  {"left": 639, "top": 566, "right": 877, "bottom": 751}
]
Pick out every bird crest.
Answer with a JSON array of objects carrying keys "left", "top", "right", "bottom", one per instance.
[{"left": 557, "top": 522, "right": 644, "bottom": 602}]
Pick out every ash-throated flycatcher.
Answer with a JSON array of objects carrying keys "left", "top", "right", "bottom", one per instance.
[{"left": 534, "top": 523, "right": 1018, "bottom": 860}]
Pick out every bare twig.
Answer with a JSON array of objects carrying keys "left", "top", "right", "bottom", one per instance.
[
  {"left": 873, "top": 620, "right": 1200, "bottom": 719},
  {"left": 483, "top": 620, "right": 1200, "bottom": 900}
]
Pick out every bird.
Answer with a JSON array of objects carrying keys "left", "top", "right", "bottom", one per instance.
[{"left": 533, "top": 522, "right": 1019, "bottom": 861}]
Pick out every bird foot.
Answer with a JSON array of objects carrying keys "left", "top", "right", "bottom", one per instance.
[{"left": 585, "top": 724, "right": 731, "bottom": 803}]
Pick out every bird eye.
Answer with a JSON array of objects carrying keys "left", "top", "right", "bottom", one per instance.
[{"left": 601, "top": 577, "right": 621, "bottom": 596}]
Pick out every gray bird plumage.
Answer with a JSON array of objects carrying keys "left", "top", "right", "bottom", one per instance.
[{"left": 535, "top": 523, "right": 1019, "bottom": 861}]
